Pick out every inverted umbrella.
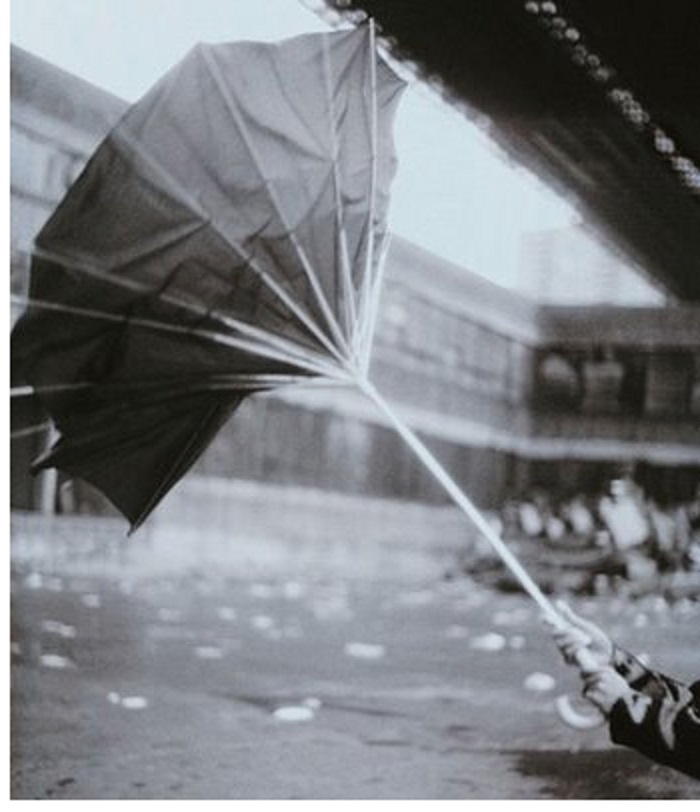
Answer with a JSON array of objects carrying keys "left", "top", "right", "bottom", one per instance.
[
  {"left": 12, "top": 23, "right": 586, "bottom": 636},
  {"left": 13, "top": 25, "right": 403, "bottom": 527},
  {"left": 12, "top": 21, "right": 603, "bottom": 728},
  {"left": 11, "top": 22, "right": 555, "bottom": 604}
]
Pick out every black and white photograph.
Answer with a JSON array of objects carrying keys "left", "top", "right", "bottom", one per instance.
[{"left": 8, "top": 0, "right": 700, "bottom": 801}]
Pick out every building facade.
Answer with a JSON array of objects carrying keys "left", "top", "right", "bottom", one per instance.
[{"left": 518, "top": 224, "right": 667, "bottom": 307}]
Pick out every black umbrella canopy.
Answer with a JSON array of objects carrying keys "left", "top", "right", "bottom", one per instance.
[{"left": 12, "top": 25, "right": 406, "bottom": 529}]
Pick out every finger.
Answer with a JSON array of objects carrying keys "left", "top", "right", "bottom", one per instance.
[
  {"left": 542, "top": 610, "right": 568, "bottom": 631},
  {"left": 556, "top": 638, "right": 583, "bottom": 655},
  {"left": 553, "top": 638, "right": 584, "bottom": 659},
  {"left": 575, "top": 647, "right": 603, "bottom": 675},
  {"left": 582, "top": 670, "right": 602, "bottom": 686},
  {"left": 554, "top": 635, "right": 591, "bottom": 659},
  {"left": 552, "top": 628, "right": 588, "bottom": 646},
  {"left": 541, "top": 613, "right": 561, "bottom": 630},
  {"left": 583, "top": 687, "right": 604, "bottom": 708}
]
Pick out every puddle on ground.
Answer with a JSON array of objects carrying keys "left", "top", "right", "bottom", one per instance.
[
  {"left": 214, "top": 691, "right": 410, "bottom": 720},
  {"left": 320, "top": 700, "right": 408, "bottom": 719},
  {"left": 444, "top": 723, "right": 475, "bottom": 740},
  {"left": 362, "top": 737, "right": 412, "bottom": 748},
  {"left": 513, "top": 748, "right": 688, "bottom": 799}
]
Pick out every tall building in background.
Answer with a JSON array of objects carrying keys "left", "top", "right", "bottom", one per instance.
[{"left": 518, "top": 224, "right": 667, "bottom": 306}]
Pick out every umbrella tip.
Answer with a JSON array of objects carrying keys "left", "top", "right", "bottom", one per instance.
[{"left": 127, "top": 517, "right": 144, "bottom": 536}]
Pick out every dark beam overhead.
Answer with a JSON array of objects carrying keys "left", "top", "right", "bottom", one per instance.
[{"left": 326, "top": 0, "right": 700, "bottom": 301}]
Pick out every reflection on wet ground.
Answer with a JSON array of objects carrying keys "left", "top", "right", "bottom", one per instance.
[
  {"left": 11, "top": 567, "right": 700, "bottom": 799},
  {"left": 515, "top": 748, "right": 692, "bottom": 800}
]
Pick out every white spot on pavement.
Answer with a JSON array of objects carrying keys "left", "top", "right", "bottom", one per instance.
[
  {"left": 251, "top": 615, "right": 275, "bottom": 631},
  {"left": 344, "top": 642, "right": 386, "bottom": 660},
  {"left": 524, "top": 672, "right": 556, "bottom": 692},
  {"left": 41, "top": 620, "right": 77, "bottom": 639},
  {"left": 282, "top": 582, "right": 306, "bottom": 600},
  {"left": 121, "top": 696, "right": 149, "bottom": 710},
  {"left": 24, "top": 572, "right": 43, "bottom": 590},
  {"left": 273, "top": 705, "right": 315, "bottom": 722},
  {"left": 469, "top": 633, "right": 507, "bottom": 652},
  {"left": 39, "top": 654, "right": 74, "bottom": 670},
  {"left": 194, "top": 645, "right": 225, "bottom": 660}
]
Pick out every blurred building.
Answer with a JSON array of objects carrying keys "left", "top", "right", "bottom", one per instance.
[
  {"left": 518, "top": 224, "right": 666, "bottom": 306},
  {"left": 10, "top": 45, "right": 700, "bottom": 537}
]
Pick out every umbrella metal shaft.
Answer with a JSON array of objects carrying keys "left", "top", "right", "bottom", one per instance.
[{"left": 359, "top": 377, "right": 558, "bottom": 618}]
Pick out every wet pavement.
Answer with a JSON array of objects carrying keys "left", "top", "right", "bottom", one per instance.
[{"left": 10, "top": 567, "right": 700, "bottom": 799}]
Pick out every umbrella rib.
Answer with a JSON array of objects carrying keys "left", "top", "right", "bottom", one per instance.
[
  {"left": 355, "top": 21, "right": 380, "bottom": 373},
  {"left": 112, "top": 128, "right": 347, "bottom": 366},
  {"left": 321, "top": 32, "right": 359, "bottom": 357},
  {"left": 124, "top": 373, "right": 319, "bottom": 391},
  {"left": 102, "top": 219, "right": 209, "bottom": 271},
  {"left": 11, "top": 382, "right": 90, "bottom": 397},
  {"left": 207, "top": 309, "right": 343, "bottom": 379},
  {"left": 127, "top": 239, "right": 346, "bottom": 376},
  {"left": 12, "top": 289, "right": 339, "bottom": 380},
  {"left": 13, "top": 290, "right": 336, "bottom": 380},
  {"left": 128, "top": 400, "right": 229, "bottom": 532},
  {"left": 199, "top": 47, "right": 354, "bottom": 361},
  {"left": 11, "top": 373, "right": 325, "bottom": 400},
  {"left": 359, "top": 231, "right": 392, "bottom": 377},
  {"left": 11, "top": 421, "right": 54, "bottom": 440},
  {"left": 28, "top": 243, "right": 343, "bottom": 375}
]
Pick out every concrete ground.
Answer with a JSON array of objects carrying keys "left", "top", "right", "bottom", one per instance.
[{"left": 10, "top": 564, "right": 700, "bottom": 800}]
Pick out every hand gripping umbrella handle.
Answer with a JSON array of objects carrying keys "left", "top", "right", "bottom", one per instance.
[{"left": 556, "top": 648, "right": 607, "bottom": 729}]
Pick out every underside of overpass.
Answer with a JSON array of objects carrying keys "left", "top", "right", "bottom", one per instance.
[{"left": 320, "top": 0, "right": 700, "bottom": 301}]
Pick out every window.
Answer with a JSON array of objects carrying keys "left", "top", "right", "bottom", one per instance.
[{"left": 645, "top": 353, "right": 692, "bottom": 417}]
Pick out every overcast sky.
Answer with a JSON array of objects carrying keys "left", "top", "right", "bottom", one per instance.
[{"left": 11, "top": 0, "right": 578, "bottom": 288}]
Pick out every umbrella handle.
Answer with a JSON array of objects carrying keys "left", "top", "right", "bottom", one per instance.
[
  {"left": 556, "top": 645, "right": 607, "bottom": 729},
  {"left": 555, "top": 693, "right": 607, "bottom": 729}
]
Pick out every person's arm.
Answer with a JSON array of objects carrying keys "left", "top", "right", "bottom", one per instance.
[
  {"left": 604, "top": 661, "right": 700, "bottom": 780},
  {"left": 610, "top": 644, "right": 683, "bottom": 696},
  {"left": 547, "top": 603, "right": 700, "bottom": 779}
]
